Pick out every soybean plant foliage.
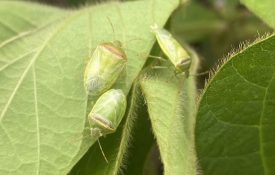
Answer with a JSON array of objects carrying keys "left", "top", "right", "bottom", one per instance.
[{"left": 0, "top": 0, "right": 274, "bottom": 175}]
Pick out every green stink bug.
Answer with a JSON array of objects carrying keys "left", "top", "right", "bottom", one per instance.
[
  {"left": 88, "top": 89, "right": 127, "bottom": 138},
  {"left": 84, "top": 42, "right": 127, "bottom": 96},
  {"left": 151, "top": 24, "right": 191, "bottom": 75}
]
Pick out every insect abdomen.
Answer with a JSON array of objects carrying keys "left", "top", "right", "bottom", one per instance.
[{"left": 88, "top": 89, "right": 127, "bottom": 137}]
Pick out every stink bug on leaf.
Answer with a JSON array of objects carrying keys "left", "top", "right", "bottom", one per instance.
[
  {"left": 84, "top": 42, "right": 127, "bottom": 97},
  {"left": 151, "top": 24, "right": 192, "bottom": 76},
  {"left": 88, "top": 89, "right": 127, "bottom": 138}
]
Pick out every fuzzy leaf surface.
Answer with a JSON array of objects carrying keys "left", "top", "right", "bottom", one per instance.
[{"left": 140, "top": 49, "right": 199, "bottom": 175}]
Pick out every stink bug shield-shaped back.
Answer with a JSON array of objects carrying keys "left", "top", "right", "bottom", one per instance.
[
  {"left": 151, "top": 24, "right": 192, "bottom": 75},
  {"left": 88, "top": 89, "right": 127, "bottom": 138},
  {"left": 84, "top": 42, "right": 127, "bottom": 96}
]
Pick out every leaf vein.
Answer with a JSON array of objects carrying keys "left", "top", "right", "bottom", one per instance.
[
  {"left": 259, "top": 71, "right": 275, "bottom": 175},
  {"left": 0, "top": 49, "right": 38, "bottom": 72},
  {"left": 231, "top": 61, "right": 266, "bottom": 89},
  {"left": 32, "top": 65, "right": 40, "bottom": 175},
  {"left": 0, "top": 17, "right": 65, "bottom": 50}
]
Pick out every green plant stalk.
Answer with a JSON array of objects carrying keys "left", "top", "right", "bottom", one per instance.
[{"left": 140, "top": 47, "right": 199, "bottom": 175}]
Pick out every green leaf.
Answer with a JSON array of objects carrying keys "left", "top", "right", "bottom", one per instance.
[
  {"left": 140, "top": 48, "right": 199, "bottom": 175},
  {"left": 0, "top": 0, "right": 180, "bottom": 174},
  {"left": 0, "top": 1, "right": 66, "bottom": 43},
  {"left": 196, "top": 34, "right": 275, "bottom": 175},
  {"left": 241, "top": 0, "right": 275, "bottom": 28}
]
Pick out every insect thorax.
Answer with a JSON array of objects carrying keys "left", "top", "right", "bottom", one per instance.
[{"left": 100, "top": 42, "right": 126, "bottom": 60}]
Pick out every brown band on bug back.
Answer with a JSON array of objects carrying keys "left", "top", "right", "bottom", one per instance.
[
  {"left": 101, "top": 42, "right": 126, "bottom": 60},
  {"left": 175, "top": 57, "right": 192, "bottom": 73},
  {"left": 179, "top": 57, "right": 191, "bottom": 65},
  {"left": 92, "top": 114, "right": 115, "bottom": 131}
]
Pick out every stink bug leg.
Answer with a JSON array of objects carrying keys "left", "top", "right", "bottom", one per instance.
[{"left": 97, "top": 139, "right": 109, "bottom": 163}]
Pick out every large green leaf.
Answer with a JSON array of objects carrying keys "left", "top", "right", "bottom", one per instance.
[
  {"left": 0, "top": 0, "right": 180, "bottom": 174},
  {"left": 196, "top": 35, "right": 275, "bottom": 175},
  {"left": 241, "top": 0, "right": 275, "bottom": 28},
  {"left": 140, "top": 48, "right": 199, "bottom": 175}
]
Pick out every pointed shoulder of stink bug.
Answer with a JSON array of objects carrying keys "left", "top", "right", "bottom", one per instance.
[
  {"left": 100, "top": 42, "right": 127, "bottom": 60},
  {"left": 150, "top": 23, "right": 160, "bottom": 33}
]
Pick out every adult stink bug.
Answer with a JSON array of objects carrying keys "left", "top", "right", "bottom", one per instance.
[
  {"left": 151, "top": 24, "right": 191, "bottom": 76},
  {"left": 84, "top": 42, "right": 127, "bottom": 96},
  {"left": 88, "top": 89, "right": 127, "bottom": 138}
]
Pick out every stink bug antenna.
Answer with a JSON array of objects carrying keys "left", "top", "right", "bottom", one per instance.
[
  {"left": 98, "top": 139, "right": 109, "bottom": 163},
  {"left": 190, "top": 70, "right": 210, "bottom": 76},
  {"left": 106, "top": 17, "right": 116, "bottom": 42},
  {"left": 106, "top": 17, "right": 147, "bottom": 48}
]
